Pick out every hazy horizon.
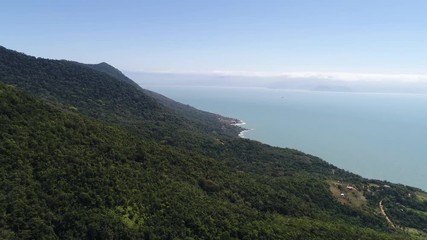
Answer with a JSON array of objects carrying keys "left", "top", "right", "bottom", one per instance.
[{"left": 126, "top": 70, "right": 427, "bottom": 94}]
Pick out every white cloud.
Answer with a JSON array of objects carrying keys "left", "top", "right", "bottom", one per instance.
[
  {"left": 284, "top": 72, "right": 427, "bottom": 83},
  {"left": 211, "top": 71, "right": 427, "bottom": 83},
  {"left": 133, "top": 69, "right": 427, "bottom": 83}
]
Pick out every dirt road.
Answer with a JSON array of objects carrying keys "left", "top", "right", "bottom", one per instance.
[{"left": 379, "top": 199, "right": 395, "bottom": 228}]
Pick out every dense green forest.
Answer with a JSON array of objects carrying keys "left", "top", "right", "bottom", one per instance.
[{"left": 1, "top": 46, "right": 427, "bottom": 239}]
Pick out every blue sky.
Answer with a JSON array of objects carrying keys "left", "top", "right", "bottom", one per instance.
[{"left": 1, "top": 0, "right": 427, "bottom": 76}]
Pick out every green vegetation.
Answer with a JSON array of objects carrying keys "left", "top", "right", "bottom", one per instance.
[{"left": 1, "top": 46, "right": 426, "bottom": 239}]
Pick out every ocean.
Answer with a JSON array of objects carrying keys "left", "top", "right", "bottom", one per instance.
[{"left": 147, "top": 86, "right": 427, "bottom": 191}]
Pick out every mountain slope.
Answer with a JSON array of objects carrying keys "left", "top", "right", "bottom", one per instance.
[
  {"left": 0, "top": 46, "right": 240, "bottom": 141},
  {"left": 84, "top": 62, "right": 141, "bottom": 88},
  {"left": 0, "top": 83, "right": 409, "bottom": 240},
  {"left": 84, "top": 61, "right": 243, "bottom": 137},
  {"left": 1, "top": 46, "right": 427, "bottom": 239}
]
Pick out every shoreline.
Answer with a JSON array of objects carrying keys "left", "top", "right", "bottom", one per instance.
[
  {"left": 231, "top": 120, "right": 252, "bottom": 138},
  {"left": 238, "top": 129, "right": 252, "bottom": 138}
]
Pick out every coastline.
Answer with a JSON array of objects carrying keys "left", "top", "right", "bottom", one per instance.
[
  {"left": 231, "top": 120, "right": 252, "bottom": 138},
  {"left": 149, "top": 86, "right": 427, "bottom": 191}
]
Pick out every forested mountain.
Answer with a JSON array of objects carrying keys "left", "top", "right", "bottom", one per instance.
[
  {"left": 1, "top": 46, "right": 427, "bottom": 239},
  {"left": 0, "top": 46, "right": 241, "bottom": 142},
  {"left": 83, "top": 61, "right": 242, "bottom": 139}
]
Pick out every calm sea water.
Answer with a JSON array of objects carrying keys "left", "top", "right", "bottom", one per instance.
[{"left": 147, "top": 86, "right": 427, "bottom": 191}]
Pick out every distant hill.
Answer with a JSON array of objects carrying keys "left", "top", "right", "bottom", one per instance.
[{"left": 1, "top": 45, "right": 426, "bottom": 239}]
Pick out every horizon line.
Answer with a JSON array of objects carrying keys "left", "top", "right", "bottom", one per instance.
[{"left": 124, "top": 69, "right": 427, "bottom": 83}]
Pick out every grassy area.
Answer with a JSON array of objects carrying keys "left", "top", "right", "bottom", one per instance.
[
  {"left": 415, "top": 191, "right": 427, "bottom": 202},
  {"left": 405, "top": 206, "right": 427, "bottom": 218},
  {"left": 328, "top": 180, "right": 367, "bottom": 208},
  {"left": 407, "top": 227, "right": 427, "bottom": 240}
]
